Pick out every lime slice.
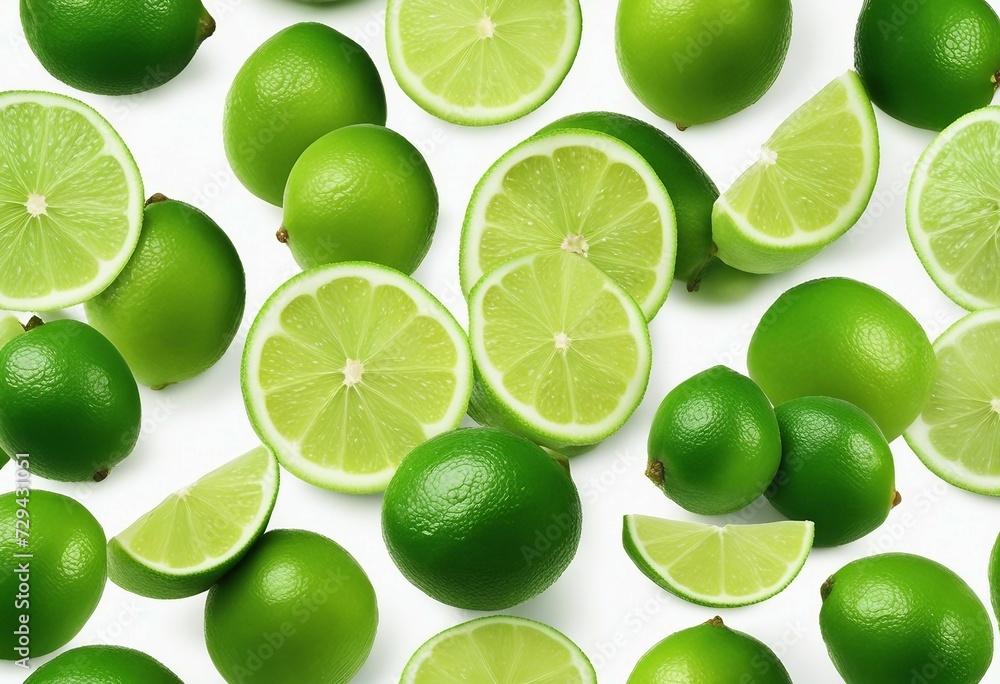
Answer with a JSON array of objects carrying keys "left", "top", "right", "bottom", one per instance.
[
  {"left": 401, "top": 616, "right": 596, "bottom": 684},
  {"left": 461, "top": 129, "right": 676, "bottom": 320},
  {"left": 468, "top": 251, "right": 651, "bottom": 451},
  {"left": 386, "top": 0, "right": 582, "bottom": 126},
  {"left": 107, "top": 446, "right": 279, "bottom": 599},
  {"left": 713, "top": 71, "right": 879, "bottom": 274},
  {"left": 242, "top": 262, "right": 473, "bottom": 493},
  {"left": 623, "top": 514, "right": 814, "bottom": 608},
  {"left": 904, "top": 309, "right": 1000, "bottom": 495},
  {"left": 907, "top": 107, "right": 1000, "bottom": 310},
  {"left": 0, "top": 91, "right": 143, "bottom": 311}
]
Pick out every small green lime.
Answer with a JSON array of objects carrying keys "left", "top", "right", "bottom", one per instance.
[
  {"left": 205, "top": 529, "right": 377, "bottom": 684},
  {"left": 25, "top": 645, "right": 182, "bottom": 683},
  {"left": 0, "top": 319, "right": 140, "bottom": 482},
  {"left": 821, "top": 553, "right": 994, "bottom": 684},
  {"left": 382, "top": 428, "right": 582, "bottom": 611},
  {"left": 281, "top": 125, "right": 438, "bottom": 274},
  {"left": 224, "top": 23, "right": 387, "bottom": 207},
  {"left": 0, "top": 490, "right": 106, "bottom": 660},
  {"left": 85, "top": 196, "right": 245, "bottom": 389}
]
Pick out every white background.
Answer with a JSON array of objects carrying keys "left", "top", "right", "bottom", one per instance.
[{"left": 1, "top": 0, "right": 999, "bottom": 682}]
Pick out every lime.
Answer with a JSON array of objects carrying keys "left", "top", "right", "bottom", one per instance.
[
  {"left": 242, "top": 262, "right": 472, "bottom": 493},
  {"left": 402, "top": 615, "right": 596, "bottom": 684},
  {"left": 386, "top": 0, "right": 582, "bottom": 126},
  {"left": 856, "top": 0, "right": 1000, "bottom": 131},
  {"left": 24, "top": 645, "right": 182, "bottom": 683},
  {"left": 627, "top": 617, "right": 793, "bottom": 684},
  {"left": 460, "top": 129, "right": 676, "bottom": 320},
  {"left": 224, "top": 23, "right": 387, "bottom": 206},
  {"left": 0, "top": 490, "right": 106, "bottom": 659},
  {"left": 616, "top": 0, "right": 792, "bottom": 127},
  {"left": 713, "top": 72, "right": 880, "bottom": 274},
  {"left": 85, "top": 196, "right": 245, "bottom": 389},
  {"left": 821, "top": 553, "right": 994, "bottom": 684},
  {"left": 991, "top": 533, "right": 1000, "bottom": 622},
  {"left": 0, "top": 91, "right": 144, "bottom": 311},
  {"left": 382, "top": 428, "right": 582, "bottom": 611},
  {"left": 748, "top": 277, "right": 936, "bottom": 441},
  {"left": 646, "top": 365, "right": 781, "bottom": 515},
  {"left": 0, "top": 315, "right": 25, "bottom": 469},
  {"left": 467, "top": 252, "right": 651, "bottom": 452},
  {"left": 21, "top": 0, "right": 213, "bottom": 95},
  {"left": 108, "top": 446, "right": 278, "bottom": 600},
  {"left": 205, "top": 529, "right": 377, "bottom": 684},
  {"left": 0, "top": 319, "right": 141, "bottom": 482},
  {"left": 623, "top": 515, "right": 813, "bottom": 608},
  {"left": 907, "top": 107, "right": 1000, "bottom": 310},
  {"left": 281, "top": 125, "right": 438, "bottom": 274}
]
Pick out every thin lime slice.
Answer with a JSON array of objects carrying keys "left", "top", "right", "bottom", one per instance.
[
  {"left": 107, "top": 446, "right": 279, "bottom": 599},
  {"left": 904, "top": 310, "right": 1000, "bottom": 495},
  {"left": 468, "top": 251, "right": 651, "bottom": 451},
  {"left": 461, "top": 129, "right": 676, "bottom": 320},
  {"left": 908, "top": 107, "right": 1000, "bottom": 310},
  {"left": 401, "top": 616, "right": 596, "bottom": 684},
  {"left": 242, "top": 262, "right": 473, "bottom": 493},
  {"left": 0, "top": 91, "right": 143, "bottom": 311},
  {"left": 623, "top": 515, "right": 814, "bottom": 608},
  {"left": 713, "top": 71, "right": 879, "bottom": 274},
  {"left": 386, "top": 0, "right": 582, "bottom": 126}
]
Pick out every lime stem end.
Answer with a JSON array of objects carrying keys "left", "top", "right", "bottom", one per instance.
[
  {"left": 820, "top": 576, "right": 834, "bottom": 601},
  {"left": 199, "top": 12, "right": 217, "bottom": 42},
  {"left": 645, "top": 460, "right": 665, "bottom": 486},
  {"left": 93, "top": 468, "right": 109, "bottom": 483},
  {"left": 706, "top": 616, "right": 725, "bottom": 627},
  {"left": 146, "top": 193, "right": 169, "bottom": 206},
  {"left": 276, "top": 226, "right": 289, "bottom": 244},
  {"left": 892, "top": 490, "right": 902, "bottom": 508},
  {"left": 24, "top": 316, "right": 44, "bottom": 331}
]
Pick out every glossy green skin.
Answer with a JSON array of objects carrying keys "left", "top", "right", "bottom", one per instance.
[
  {"left": 647, "top": 366, "right": 781, "bottom": 515},
  {"left": 627, "top": 619, "right": 792, "bottom": 684},
  {"left": 86, "top": 199, "right": 245, "bottom": 389},
  {"left": 616, "top": 0, "right": 792, "bottom": 126},
  {"left": 0, "top": 320, "right": 141, "bottom": 482},
  {"left": 21, "top": 0, "right": 213, "bottom": 95},
  {"left": 25, "top": 645, "right": 182, "bottom": 683},
  {"left": 821, "top": 553, "right": 994, "bottom": 684},
  {"left": 856, "top": 0, "right": 1000, "bottom": 131},
  {"left": 205, "top": 529, "right": 377, "bottom": 684},
  {"left": 991, "top": 533, "right": 1000, "bottom": 622},
  {"left": 748, "top": 277, "right": 936, "bottom": 442},
  {"left": 0, "top": 317, "right": 25, "bottom": 470},
  {"left": 224, "top": 23, "right": 387, "bottom": 207},
  {"left": 382, "top": 428, "right": 582, "bottom": 611},
  {"left": 283, "top": 125, "right": 438, "bottom": 274},
  {"left": 0, "top": 491, "right": 106, "bottom": 659},
  {"left": 767, "top": 397, "right": 895, "bottom": 547}
]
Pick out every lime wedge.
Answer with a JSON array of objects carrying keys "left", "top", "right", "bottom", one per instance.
[
  {"left": 461, "top": 129, "right": 676, "bottom": 320},
  {"left": 107, "top": 446, "right": 279, "bottom": 599},
  {"left": 713, "top": 72, "right": 879, "bottom": 274},
  {"left": 908, "top": 106, "right": 1000, "bottom": 310},
  {"left": 386, "top": 0, "right": 582, "bottom": 126},
  {"left": 242, "top": 263, "right": 473, "bottom": 493},
  {"left": 468, "top": 252, "right": 651, "bottom": 451},
  {"left": 0, "top": 91, "right": 143, "bottom": 311},
  {"left": 401, "top": 616, "right": 596, "bottom": 684},
  {"left": 623, "top": 515, "right": 814, "bottom": 608}
]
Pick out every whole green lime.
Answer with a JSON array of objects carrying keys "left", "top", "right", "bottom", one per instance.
[
  {"left": 224, "top": 22, "right": 387, "bottom": 207},
  {"left": 0, "top": 490, "right": 106, "bottom": 660},
  {"left": 205, "top": 529, "right": 377, "bottom": 684},
  {"left": 856, "top": 0, "right": 1000, "bottom": 131},
  {"left": 0, "top": 319, "right": 141, "bottom": 482},
  {"left": 21, "top": 0, "right": 214, "bottom": 95},
  {"left": 85, "top": 196, "right": 245, "bottom": 389},
  {"left": 748, "top": 277, "right": 936, "bottom": 441},
  {"left": 382, "top": 428, "right": 582, "bottom": 611},
  {"left": 821, "top": 553, "right": 993, "bottom": 684},
  {"left": 25, "top": 645, "right": 182, "bottom": 683},
  {"left": 767, "top": 397, "right": 897, "bottom": 547},
  {"left": 615, "top": 0, "right": 793, "bottom": 127},
  {"left": 281, "top": 125, "right": 438, "bottom": 274},
  {"left": 646, "top": 365, "right": 781, "bottom": 515},
  {"left": 627, "top": 617, "right": 792, "bottom": 684}
]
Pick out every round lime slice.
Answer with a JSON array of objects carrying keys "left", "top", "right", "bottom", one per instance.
[
  {"left": 242, "top": 263, "right": 473, "bottom": 493},
  {"left": 0, "top": 91, "right": 143, "bottom": 311}
]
